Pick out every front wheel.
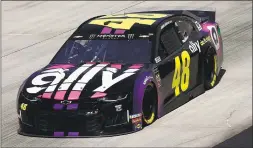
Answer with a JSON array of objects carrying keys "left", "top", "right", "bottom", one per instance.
[
  {"left": 142, "top": 83, "right": 157, "bottom": 126},
  {"left": 204, "top": 49, "right": 218, "bottom": 90}
]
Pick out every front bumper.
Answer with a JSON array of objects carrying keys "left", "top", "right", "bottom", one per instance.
[{"left": 17, "top": 94, "right": 143, "bottom": 137}]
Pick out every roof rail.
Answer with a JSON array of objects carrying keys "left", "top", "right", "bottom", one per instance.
[{"left": 131, "top": 8, "right": 216, "bottom": 22}]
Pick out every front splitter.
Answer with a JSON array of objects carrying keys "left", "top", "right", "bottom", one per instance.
[{"left": 18, "top": 128, "right": 138, "bottom": 138}]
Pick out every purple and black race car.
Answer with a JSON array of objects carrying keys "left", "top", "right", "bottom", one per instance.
[{"left": 17, "top": 10, "right": 223, "bottom": 137}]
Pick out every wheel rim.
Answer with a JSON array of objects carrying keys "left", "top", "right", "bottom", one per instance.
[{"left": 142, "top": 84, "right": 156, "bottom": 125}]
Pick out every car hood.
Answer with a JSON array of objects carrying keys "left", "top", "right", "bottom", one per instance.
[{"left": 22, "top": 63, "right": 150, "bottom": 100}]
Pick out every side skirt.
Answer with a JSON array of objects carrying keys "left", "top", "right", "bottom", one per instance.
[{"left": 163, "top": 83, "right": 205, "bottom": 115}]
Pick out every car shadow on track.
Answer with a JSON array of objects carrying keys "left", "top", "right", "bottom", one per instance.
[
  {"left": 213, "top": 126, "right": 252, "bottom": 148},
  {"left": 215, "top": 68, "right": 226, "bottom": 87}
]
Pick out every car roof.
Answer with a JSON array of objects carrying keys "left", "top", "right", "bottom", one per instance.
[
  {"left": 74, "top": 12, "right": 173, "bottom": 36},
  {"left": 71, "top": 10, "right": 206, "bottom": 39}
]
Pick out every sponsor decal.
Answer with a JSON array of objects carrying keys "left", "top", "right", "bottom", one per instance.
[
  {"left": 153, "top": 67, "right": 162, "bottom": 87},
  {"left": 139, "top": 35, "right": 149, "bottom": 38},
  {"left": 89, "top": 34, "right": 96, "bottom": 39},
  {"left": 89, "top": 34, "right": 126, "bottom": 40},
  {"left": 93, "top": 64, "right": 143, "bottom": 92},
  {"left": 26, "top": 64, "right": 142, "bottom": 100},
  {"left": 20, "top": 103, "right": 28, "bottom": 111},
  {"left": 200, "top": 36, "right": 211, "bottom": 46},
  {"left": 154, "top": 69, "right": 161, "bottom": 87},
  {"left": 86, "top": 110, "right": 98, "bottom": 116},
  {"left": 128, "top": 34, "right": 134, "bottom": 39},
  {"left": 132, "top": 116, "right": 142, "bottom": 131},
  {"left": 97, "top": 34, "right": 125, "bottom": 39},
  {"left": 207, "top": 25, "right": 220, "bottom": 50},
  {"left": 115, "top": 104, "right": 122, "bottom": 112},
  {"left": 60, "top": 100, "right": 72, "bottom": 105},
  {"left": 132, "top": 116, "right": 142, "bottom": 124},
  {"left": 156, "top": 74, "right": 161, "bottom": 87},
  {"left": 195, "top": 21, "right": 202, "bottom": 31},
  {"left": 161, "top": 20, "right": 172, "bottom": 29},
  {"left": 189, "top": 40, "right": 201, "bottom": 53},
  {"left": 143, "top": 76, "right": 153, "bottom": 85},
  {"left": 155, "top": 56, "right": 161, "bottom": 63},
  {"left": 130, "top": 113, "right": 142, "bottom": 119}
]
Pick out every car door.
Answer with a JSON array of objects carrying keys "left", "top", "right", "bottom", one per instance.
[
  {"left": 154, "top": 20, "right": 184, "bottom": 105},
  {"left": 175, "top": 18, "right": 202, "bottom": 91},
  {"left": 154, "top": 17, "right": 201, "bottom": 107}
]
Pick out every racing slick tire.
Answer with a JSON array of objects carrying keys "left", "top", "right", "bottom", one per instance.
[
  {"left": 142, "top": 83, "right": 157, "bottom": 126},
  {"left": 203, "top": 47, "right": 218, "bottom": 90}
]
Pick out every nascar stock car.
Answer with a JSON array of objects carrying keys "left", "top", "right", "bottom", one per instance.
[{"left": 17, "top": 10, "right": 223, "bottom": 137}]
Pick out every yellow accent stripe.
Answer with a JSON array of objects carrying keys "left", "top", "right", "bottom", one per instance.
[
  {"left": 211, "top": 55, "right": 217, "bottom": 86},
  {"left": 211, "top": 75, "right": 216, "bottom": 86}
]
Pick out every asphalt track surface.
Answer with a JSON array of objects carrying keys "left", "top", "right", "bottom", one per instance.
[{"left": 1, "top": 1, "right": 252, "bottom": 147}]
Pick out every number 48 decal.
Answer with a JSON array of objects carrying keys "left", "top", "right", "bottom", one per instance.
[{"left": 172, "top": 51, "right": 191, "bottom": 96}]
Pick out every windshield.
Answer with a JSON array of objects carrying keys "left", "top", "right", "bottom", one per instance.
[{"left": 50, "top": 39, "right": 152, "bottom": 65}]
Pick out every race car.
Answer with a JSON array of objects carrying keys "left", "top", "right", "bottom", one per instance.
[{"left": 17, "top": 10, "right": 223, "bottom": 137}]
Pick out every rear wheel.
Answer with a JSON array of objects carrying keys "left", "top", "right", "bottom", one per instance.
[
  {"left": 204, "top": 48, "right": 218, "bottom": 90},
  {"left": 142, "top": 83, "right": 157, "bottom": 126}
]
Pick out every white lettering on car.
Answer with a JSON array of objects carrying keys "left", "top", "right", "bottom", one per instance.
[
  {"left": 93, "top": 69, "right": 138, "bottom": 92},
  {"left": 58, "top": 64, "right": 93, "bottom": 91},
  {"left": 189, "top": 40, "right": 201, "bottom": 53},
  {"left": 73, "top": 64, "right": 108, "bottom": 91},
  {"left": 26, "top": 64, "right": 143, "bottom": 99},
  {"left": 26, "top": 68, "right": 66, "bottom": 94},
  {"left": 143, "top": 76, "right": 153, "bottom": 85},
  {"left": 195, "top": 21, "right": 202, "bottom": 31},
  {"left": 161, "top": 20, "right": 172, "bottom": 29}
]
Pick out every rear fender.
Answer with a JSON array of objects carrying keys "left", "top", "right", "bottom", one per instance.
[{"left": 200, "top": 22, "right": 223, "bottom": 74}]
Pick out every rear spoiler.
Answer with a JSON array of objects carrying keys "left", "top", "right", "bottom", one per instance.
[{"left": 133, "top": 10, "right": 216, "bottom": 23}]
